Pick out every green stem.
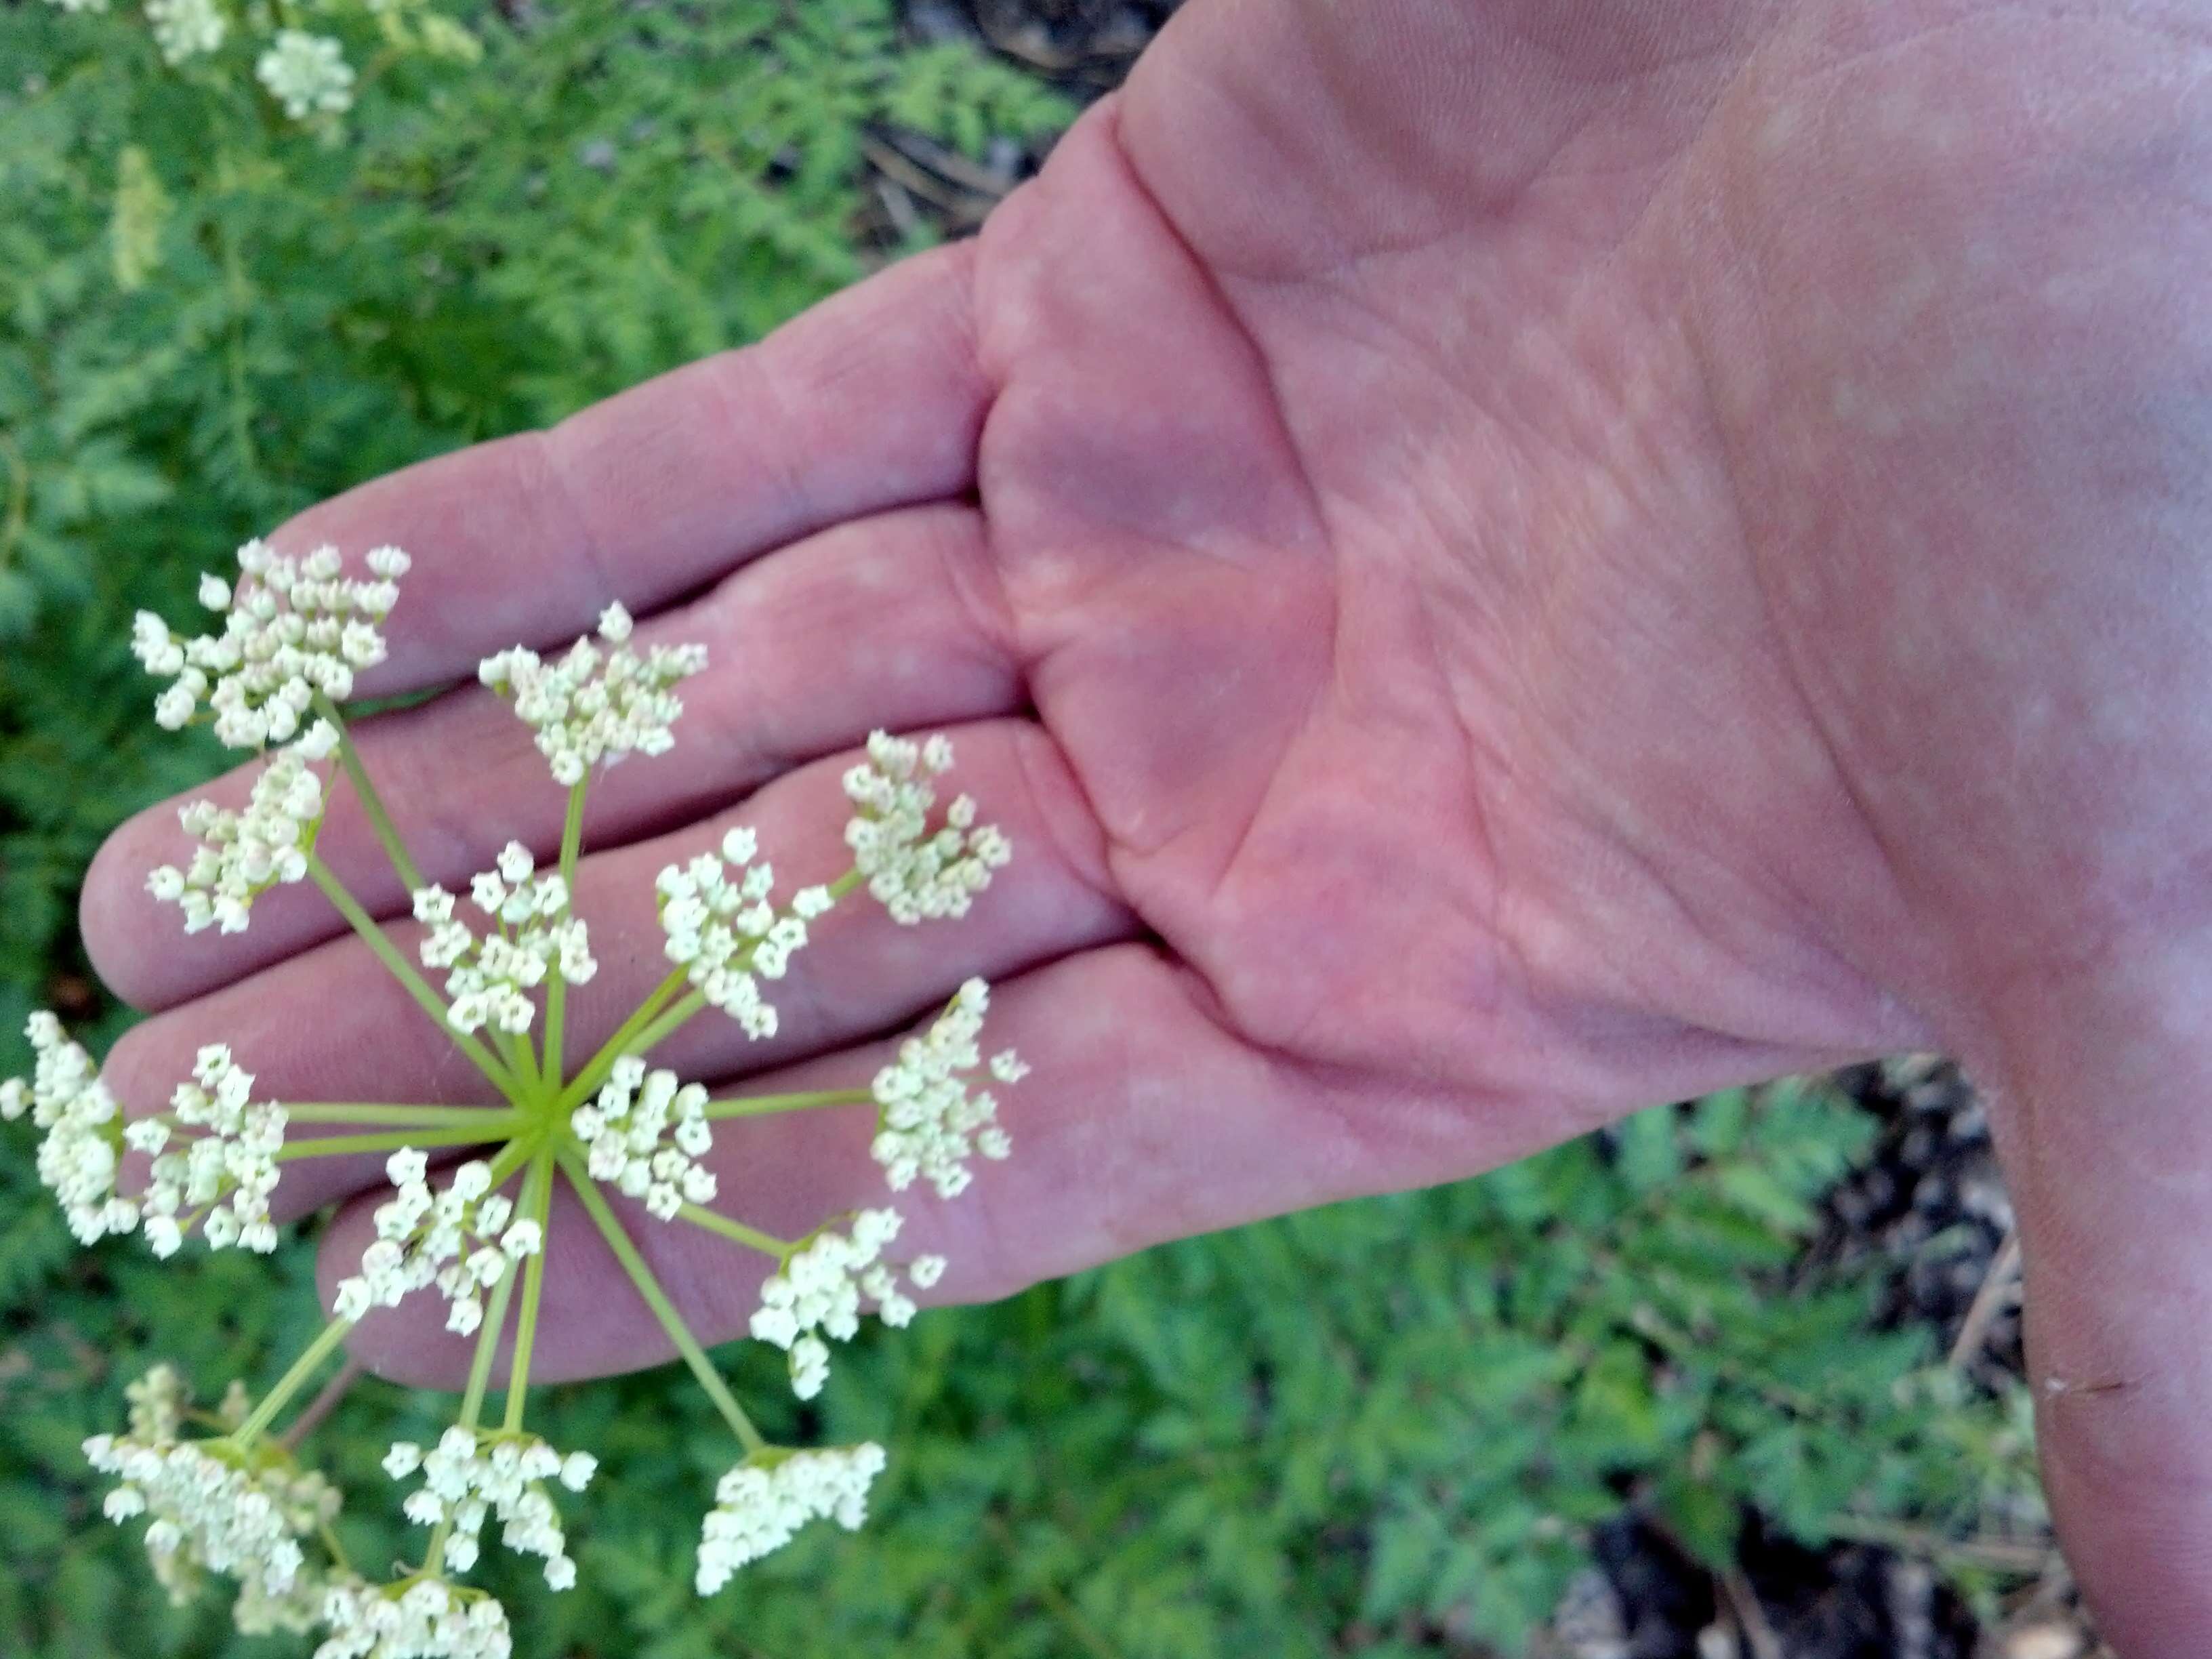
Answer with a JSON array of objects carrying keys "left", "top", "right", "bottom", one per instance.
[
  {"left": 556, "top": 782, "right": 588, "bottom": 890},
  {"left": 307, "top": 855, "right": 520, "bottom": 1099},
  {"left": 559, "top": 1150, "right": 764, "bottom": 1454},
  {"left": 283, "top": 1104, "right": 514, "bottom": 1128},
  {"left": 501, "top": 1152, "right": 556, "bottom": 1433},
  {"left": 426, "top": 1242, "right": 520, "bottom": 1578},
  {"left": 275, "top": 1123, "right": 520, "bottom": 1163},
  {"left": 317, "top": 1516, "right": 354, "bottom": 1578},
  {"left": 475, "top": 1139, "right": 539, "bottom": 1197},
  {"left": 217, "top": 209, "right": 259, "bottom": 486},
  {"left": 618, "top": 989, "right": 706, "bottom": 1067},
  {"left": 555, "top": 968, "right": 692, "bottom": 1113},
  {"left": 702, "top": 1088, "right": 872, "bottom": 1122},
  {"left": 541, "top": 781, "right": 589, "bottom": 1083},
  {"left": 495, "top": 1029, "right": 541, "bottom": 1093},
  {"left": 234, "top": 1317, "right": 353, "bottom": 1448},
  {"left": 313, "top": 691, "right": 423, "bottom": 893},
  {"left": 674, "top": 1203, "right": 792, "bottom": 1259},
  {"left": 457, "top": 1252, "right": 519, "bottom": 1431}
]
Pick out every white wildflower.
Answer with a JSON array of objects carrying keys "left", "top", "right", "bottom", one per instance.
[
  {"left": 413, "top": 844, "right": 593, "bottom": 1038},
  {"left": 256, "top": 30, "right": 354, "bottom": 120},
  {"left": 654, "top": 825, "right": 832, "bottom": 1041},
  {"left": 747, "top": 1210, "right": 928, "bottom": 1399},
  {"left": 147, "top": 735, "right": 331, "bottom": 935},
  {"left": 316, "top": 1574, "right": 513, "bottom": 1659},
  {"left": 695, "top": 1443, "right": 886, "bottom": 1593},
  {"left": 841, "top": 730, "right": 1010, "bottom": 924},
  {"left": 570, "top": 1058, "right": 715, "bottom": 1221},
  {"left": 331, "top": 1152, "right": 533, "bottom": 1334},
  {"left": 141, "top": 1044, "right": 288, "bottom": 1256},
  {"left": 869, "top": 979, "right": 1017, "bottom": 1199},
  {"left": 2, "top": 1011, "right": 138, "bottom": 1245},
  {"left": 84, "top": 1382, "right": 340, "bottom": 1624},
  {"left": 145, "top": 0, "right": 225, "bottom": 62},
  {"left": 131, "top": 541, "right": 408, "bottom": 750},
  {"left": 390, "top": 1427, "right": 590, "bottom": 1589},
  {"left": 477, "top": 604, "right": 706, "bottom": 787}
]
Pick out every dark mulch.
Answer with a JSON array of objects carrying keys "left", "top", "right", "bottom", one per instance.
[{"left": 907, "top": 0, "right": 1183, "bottom": 96}]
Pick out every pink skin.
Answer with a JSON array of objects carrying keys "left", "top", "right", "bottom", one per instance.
[{"left": 76, "top": 0, "right": 2212, "bottom": 1646}]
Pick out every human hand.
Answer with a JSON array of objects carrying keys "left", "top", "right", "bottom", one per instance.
[{"left": 79, "top": 0, "right": 2211, "bottom": 1645}]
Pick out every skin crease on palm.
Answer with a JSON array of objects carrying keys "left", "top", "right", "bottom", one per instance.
[{"left": 68, "top": 0, "right": 2212, "bottom": 1645}]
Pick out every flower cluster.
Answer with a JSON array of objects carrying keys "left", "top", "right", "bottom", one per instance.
[
  {"left": 145, "top": 0, "right": 224, "bottom": 63},
  {"left": 655, "top": 825, "right": 832, "bottom": 1040},
  {"left": 386, "top": 1430, "right": 595, "bottom": 1587},
  {"left": 1, "top": 1012, "right": 134, "bottom": 1244},
  {"left": 133, "top": 541, "right": 409, "bottom": 750},
  {"left": 85, "top": 1383, "right": 339, "bottom": 1629},
  {"left": 842, "top": 730, "right": 1011, "bottom": 924},
  {"left": 256, "top": 29, "right": 355, "bottom": 119},
  {"left": 572, "top": 1059, "right": 715, "bottom": 1221},
  {"left": 316, "top": 1578, "right": 513, "bottom": 1659},
  {"left": 478, "top": 604, "right": 708, "bottom": 787},
  {"left": 127, "top": 1361, "right": 190, "bottom": 1443},
  {"left": 870, "top": 978, "right": 1022, "bottom": 1199},
  {"left": 42, "top": 0, "right": 484, "bottom": 123},
  {"left": 134, "top": 1043, "right": 288, "bottom": 1257},
  {"left": 695, "top": 1444, "right": 887, "bottom": 1595},
  {"left": 747, "top": 1210, "right": 943, "bottom": 1399},
  {"left": 333, "top": 1151, "right": 541, "bottom": 1336},
  {"left": 6, "top": 520, "right": 1039, "bottom": 1646},
  {"left": 414, "top": 844, "right": 594, "bottom": 1037},
  {"left": 148, "top": 729, "right": 336, "bottom": 935}
]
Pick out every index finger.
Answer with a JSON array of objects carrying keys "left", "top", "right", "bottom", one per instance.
[{"left": 262, "top": 240, "right": 989, "bottom": 696}]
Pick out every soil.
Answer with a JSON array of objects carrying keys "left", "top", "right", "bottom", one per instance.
[{"left": 888, "top": 5, "right": 2107, "bottom": 1654}]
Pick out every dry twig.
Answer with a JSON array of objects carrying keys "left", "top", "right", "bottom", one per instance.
[{"left": 1948, "top": 1224, "right": 2023, "bottom": 1370}]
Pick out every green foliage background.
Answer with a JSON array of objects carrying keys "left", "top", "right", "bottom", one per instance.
[{"left": 0, "top": 5, "right": 2042, "bottom": 1654}]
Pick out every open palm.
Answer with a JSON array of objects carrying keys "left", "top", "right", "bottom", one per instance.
[{"left": 82, "top": 1, "right": 2212, "bottom": 1647}]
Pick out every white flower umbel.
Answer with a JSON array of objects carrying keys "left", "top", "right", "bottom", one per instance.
[
  {"left": 146, "top": 731, "right": 335, "bottom": 935},
  {"left": 137, "top": 1044, "right": 289, "bottom": 1258},
  {"left": 256, "top": 29, "right": 355, "bottom": 120},
  {"left": 842, "top": 730, "right": 1011, "bottom": 924},
  {"left": 0, "top": 552, "right": 1044, "bottom": 1652},
  {"left": 695, "top": 1443, "right": 886, "bottom": 1593},
  {"left": 1, "top": 1012, "right": 137, "bottom": 1244},
  {"left": 316, "top": 1575, "right": 514, "bottom": 1659},
  {"left": 869, "top": 977, "right": 1021, "bottom": 1200},
  {"left": 386, "top": 1429, "right": 594, "bottom": 1588},
  {"left": 571, "top": 1058, "right": 715, "bottom": 1221},
  {"left": 333, "top": 1152, "right": 540, "bottom": 1336},
  {"left": 413, "top": 844, "right": 595, "bottom": 1037},
  {"left": 132, "top": 541, "right": 408, "bottom": 750},
  {"left": 144, "top": 0, "right": 225, "bottom": 62},
  {"left": 85, "top": 1388, "right": 340, "bottom": 1623},
  {"left": 477, "top": 603, "right": 708, "bottom": 787},
  {"left": 655, "top": 826, "right": 832, "bottom": 1041},
  {"left": 747, "top": 1210, "right": 939, "bottom": 1400}
]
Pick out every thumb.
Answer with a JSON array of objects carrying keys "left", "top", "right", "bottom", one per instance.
[{"left": 1971, "top": 939, "right": 2212, "bottom": 1656}]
